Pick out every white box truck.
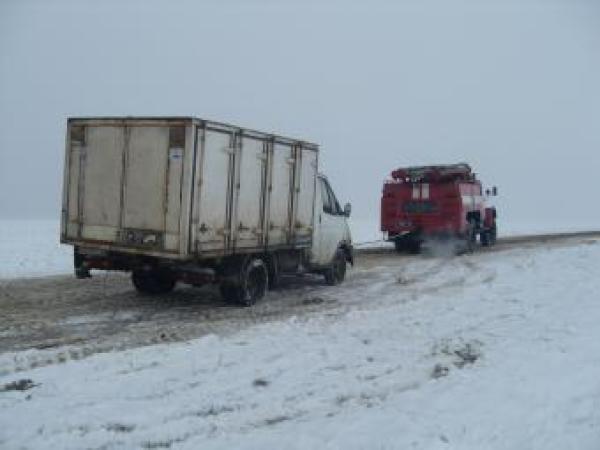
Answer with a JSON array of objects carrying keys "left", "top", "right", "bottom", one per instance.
[{"left": 61, "top": 117, "right": 353, "bottom": 305}]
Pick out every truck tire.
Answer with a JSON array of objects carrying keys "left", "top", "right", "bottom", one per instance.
[
  {"left": 394, "top": 237, "right": 421, "bottom": 254},
  {"left": 465, "top": 221, "right": 477, "bottom": 253},
  {"left": 394, "top": 238, "right": 403, "bottom": 253},
  {"left": 480, "top": 231, "right": 489, "bottom": 247},
  {"left": 407, "top": 240, "right": 421, "bottom": 254},
  {"left": 131, "top": 269, "right": 176, "bottom": 295},
  {"left": 266, "top": 254, "right": 281, "bottom": 290},
  {"left": 219, "top": 257, "right": 268, "bottom": 306},
  {"left": 324, "top": 249, "right": 347, "bottom": 286},
  {"left": 481, "top": 224, "right": 497, "bottom": 247}
]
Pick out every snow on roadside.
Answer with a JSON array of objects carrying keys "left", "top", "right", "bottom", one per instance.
[
  {"left": 1, "top": 240, "right": 599, "bottom": 449},
  {"left": 349, "top": 217, "right": 600, "bottom": 248},
  {"left": 2, "top": 218, "right": 597, "bottom": 279},
  {"left": 0, "top": 220, "right": 72, "bottom": 279}
]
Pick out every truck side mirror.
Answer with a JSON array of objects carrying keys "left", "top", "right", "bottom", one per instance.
[
  {"left": 492, "top": 186, "right": 498, "bottom": 196},
  {"left": 343, "top": 203, "right": 352, "bottom": 217}
]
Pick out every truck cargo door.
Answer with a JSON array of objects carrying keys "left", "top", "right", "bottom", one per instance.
[
  {"left": 193, "top": 128, "right": 234, "bottom": 252},
  {"left": 64, "top": 123, "right": 186, "bottom": 253},
  {"left": 68, "top": 126, "right": 125, "bottom": 242},
  {"left": 266, "top": 142, "right": 294, "bottom": 246},
  {"left": 233, "top": 136, "right": 267, "bottom": 250},
  {"left": 292, "top": 147, "right": 317, "bottom": 245},
  {"left": 121, "top": 126, "right": 184, "bottom": 251}
]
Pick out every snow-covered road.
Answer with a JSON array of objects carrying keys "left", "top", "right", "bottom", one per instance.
[{"left": 1, "top": 237, "right": 600, "bottom": 449}]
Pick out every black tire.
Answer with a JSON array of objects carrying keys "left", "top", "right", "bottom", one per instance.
[
  {"left": 394, "top": 237, "right": 421, "bottom": 254},
  {"left": 408, "top": 240, "right": 422, "bottom": 254},
  {"left": 219, "top": 257, "right": 268, "bottom": 306},
  {"left": 489, "top": 224, "right": 497, "bottom": 245},
  {"left": 267, "top": 255, "right": 281, "bottom": 290},
  {"left": 481, "top": 230, "right": 490, "bottom": 247},
  {"left": 464, "top": 221, "right": 477, "bottom": 253},
  {"left": 324, "top": 249, "right": 347, "bottom": 286},
  {"left": 131, "top": 269, "right": 176, "bottom": 295},
  {"left": 481, "top": 224, "right": 497, "bottom": 247},
  {"left": 394, "top": 238, "right": 405, "bottom": 253}
]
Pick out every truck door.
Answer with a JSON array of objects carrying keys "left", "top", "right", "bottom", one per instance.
[
  {"left": 64, "top": 122, "right": 186, "bottom": 253},
  {"left": 314, "top": 177, "right": 345, "bottom": 266},
  {"left": 233, "top": 136, "right": 267, "bottom": 250},
  {"left": 193, "top": 128, "right": 235, "bottom": 253}
]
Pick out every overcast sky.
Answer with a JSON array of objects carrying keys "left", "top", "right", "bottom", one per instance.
[{"left": 1, "top": 0, "right": 599, "bottom": 232}]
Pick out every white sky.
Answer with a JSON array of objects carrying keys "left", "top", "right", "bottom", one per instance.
[{"left": 1, "top": 0, "right": 599, "bottom": 229}]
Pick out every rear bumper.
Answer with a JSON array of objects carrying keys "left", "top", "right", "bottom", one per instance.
[
  {"left": 72, "top": 246, "right": 217, "bottom": 285},
  {"left": 73, "top": 246, "right": 171, "bottom": 274},
  {"left": 62, "top": 238, "right": 185, "bottom": 260},
  {"left": 386, "top": 229, "right": 462, "bottom": 242}
]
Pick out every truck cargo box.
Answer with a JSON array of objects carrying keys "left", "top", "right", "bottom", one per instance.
[{"left": 61, "top": 117, "right": 318, "bottom": 259}]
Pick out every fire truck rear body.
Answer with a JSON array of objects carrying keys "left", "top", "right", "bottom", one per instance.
[{"left": 381, "top": 164, "right": 497, "bottom": 250}]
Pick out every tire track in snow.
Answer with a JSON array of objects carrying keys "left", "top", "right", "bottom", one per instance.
[{"left": 0, "top": 235, "right": 596, "bottom": 375}]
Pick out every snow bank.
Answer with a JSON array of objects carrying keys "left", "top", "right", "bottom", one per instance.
[
  {"left": 0, "top": 220, "right": 72, "bottom": 279},
  {"left": 1, "top": 240, "right": 599, "bottom": 449}
]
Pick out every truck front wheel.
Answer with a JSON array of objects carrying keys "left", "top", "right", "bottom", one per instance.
[
  {"left": 131, "top": 269, "right": 176, "bottom": 295},
  {"left": 324, "top": 250, "right": 347, "bottom": 285},
  {"left": 219, "top": 257, "right": 268, "bottom": 307}
]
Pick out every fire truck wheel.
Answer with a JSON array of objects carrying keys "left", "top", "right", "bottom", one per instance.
[
  {"left": 481, "top": 231, "right": 490, "bottom": 247},
  {"left": 489, "top": 225, "right": 497, "bottom": 245},
  {"left": 465, "top": 221, "right": 477, "bottom": 253},
  {"left": 394, "top": 237, "right": 421, "bottom": 254},
  {"left": 324, "top": 250, "right": 347, "bottom": 285},
  {"left": 408, "top": 240, "right": 421, "bottom": 254},
  {"left": 394, "top": 239, "right": 404, "bottom": 253},
  {"left": 481, "top": 225, "right": 497, "bottom": 247},
  {"left": 132, "top": 269, "right": 176, "bottom": 295}
]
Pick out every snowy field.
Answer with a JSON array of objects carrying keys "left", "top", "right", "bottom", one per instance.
[
  {"left": 1, "top": 219, "right": 599, "bottom": 279},
  {"left": 0, "top": 220, "right": 72, "bottom": 279},
  {"left": 1, "top": 237, "right": 599, "bottom": 449}
]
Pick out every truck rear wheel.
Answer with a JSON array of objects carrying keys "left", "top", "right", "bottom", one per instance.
[
  {"left": 324, "top": 250, "right": 347, "bottom": 285},
  {"left": 464, "top": 221, "right": 477, "bottom": 253},
  {"left": 481, "top": 224, "right": 497, "bottom": 247},
  {"left": 219, "top": 257, "right": 268, "bottom": 307},
  {"left": 394, "top": 237, "right": 421, "bottom": 254},
  {"left": 489, "top": 225, "right": 497, "bottom": 245},
  {"left": 131, "top": 269, "right": 176, "bottom": 295},
  {"left": 407, "top": 240, "right": 421, "bottom": 254},
  {"left": 394, "top": 238, "right": 405, "bottom": 253},
  {"left": 266, "top": 254, "right": 281, "bottom": 290}
]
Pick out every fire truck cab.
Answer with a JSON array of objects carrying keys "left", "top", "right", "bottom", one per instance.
[{"left": 381, "top": 163, "right": 497, "bottom": 253}]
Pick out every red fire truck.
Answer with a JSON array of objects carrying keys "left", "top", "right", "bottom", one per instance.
[{"left": 381, "top": 163, "right": 497, "bottom": 253}]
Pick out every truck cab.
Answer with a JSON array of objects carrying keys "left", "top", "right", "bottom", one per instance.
[{"left": 312, "top": 175, "right": 353, "bottom": 274}]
